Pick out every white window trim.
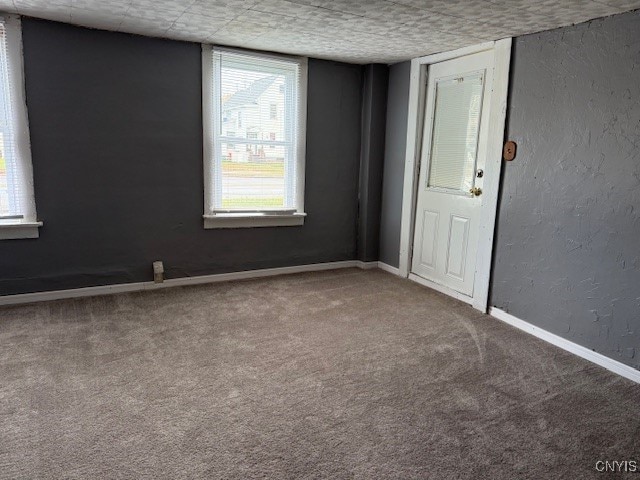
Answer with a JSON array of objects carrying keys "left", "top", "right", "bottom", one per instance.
[
  {"left": 0, "top": 15, "right": 41, "bottom": 240},
  {"left": 201, "top": 44, "right": 308, "bottom": 229}
]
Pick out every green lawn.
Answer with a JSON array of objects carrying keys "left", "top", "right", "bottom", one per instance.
[
  {"left": 222, "top": 197, "right": 284, "bottom": 209},
  {"left": 221, "top": 160, "right": 283, "bottom": 178}
]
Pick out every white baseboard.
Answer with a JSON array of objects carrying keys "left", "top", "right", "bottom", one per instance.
[
  {"left": 355, "top": 261, "right": 379, "bottom": 270},
  {"left": 489, "top": 307, "right": 640, "bottom": 385},
  {"left": 377, "top": 262, "right": 400, "bottom": 276},
  {"left": 0, "top": 260, "right": 368, "bottom": 307}
]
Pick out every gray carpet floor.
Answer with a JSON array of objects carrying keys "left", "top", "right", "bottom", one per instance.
[{"left": 0, "top": 268, "right": 639, "bottom": 479}]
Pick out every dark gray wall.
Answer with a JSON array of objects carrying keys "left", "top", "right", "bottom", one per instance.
[
  {"left": 357, "top": 64, "right": 388, "bottom": 262},
  {"left": 378, "top": 61, "right": 410, "bottom": 268},
  {"left": 492, "top": 11, "right": 640, "bottom": 369},
  {"left": 0, "top": 19, "right": 363, "bottom": 296}
]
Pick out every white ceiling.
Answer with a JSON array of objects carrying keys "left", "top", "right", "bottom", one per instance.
[{"left": 1, "top": 0, "right": 639, "bottom": 63}]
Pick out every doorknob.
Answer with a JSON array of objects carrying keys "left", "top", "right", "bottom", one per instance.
[{"left": 469, "top": 187, "right": 482, "bottom": 197}]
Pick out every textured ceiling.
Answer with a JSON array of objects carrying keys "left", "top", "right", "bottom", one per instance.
[{"left": 1, "top": 0, "right": 639, "bottom": 63}]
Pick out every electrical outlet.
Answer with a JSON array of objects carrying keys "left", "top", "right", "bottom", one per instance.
[{"left": 153, "top": 261, "right": 164, "bottom": 283}]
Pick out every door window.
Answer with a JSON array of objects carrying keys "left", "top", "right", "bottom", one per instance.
[{"left": 427, "top": 72, "right": 484, "bottom": 192}]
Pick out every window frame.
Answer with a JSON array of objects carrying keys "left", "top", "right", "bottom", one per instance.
[
  {"left": 0, "top": 15, "right": 40, "bottom": 240},
  {"left": 201, "top": 45, "right": 308, "bottom": 229}
]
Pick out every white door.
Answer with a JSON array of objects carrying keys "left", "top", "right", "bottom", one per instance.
[{"left": 411, "top": 50, "right": 494, "bottom": 298}]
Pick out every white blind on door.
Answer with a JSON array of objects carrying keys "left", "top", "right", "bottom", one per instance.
[
  {"left": 0, "top": 20, "right": 22, "bottom": 219},
  {"left": 428, "top": 73, "right": 484, "bottom": 192},
  {"left": 210, "top": 49, "right": 302, "bottom": 211}
]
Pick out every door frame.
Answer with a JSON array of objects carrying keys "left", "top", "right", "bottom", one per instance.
[{"left": 398, "top": 39, "right": 512, "bottom": 313}]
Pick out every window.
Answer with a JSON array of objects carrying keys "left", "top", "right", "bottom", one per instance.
[
  {"left": 202, "top": 46, "right": 307, "bottom": 228},
  {"left": 0, "top": 15, "right": 40, "bottom": 239}
]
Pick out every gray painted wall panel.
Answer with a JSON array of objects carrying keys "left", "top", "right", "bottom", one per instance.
[
  {"left": 0, "top": 19, "right": 363, "bottom": 295},
  {"left": 378, "top": 61, "right": 410, "bottom": 268},
  {"left": 358, "top": 63, "right": 388, "bottom": 262},
  {"left": 492, "top": 11, "right": 640, "bottom": 369}
]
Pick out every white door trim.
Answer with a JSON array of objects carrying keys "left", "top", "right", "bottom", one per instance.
[{"left": 398, "top": 39, "right": 512, "bottom": 313}]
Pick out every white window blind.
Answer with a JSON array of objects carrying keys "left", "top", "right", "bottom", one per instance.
[
  {"left": 427, "top": 73, "right": 484, "bottom": 192},
  {"left": 205, "top": 48, "right": 306, "bottom": 214},
  {"left": 0, "top": 16, "right": 37, "bottom": 226}
]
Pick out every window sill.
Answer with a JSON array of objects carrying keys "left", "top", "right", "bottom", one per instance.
[
  {"left": 203, "top": 212, "right": 306, "bottom": 229},
  {"left": 0, "top": 220, "right": 43, "bottom": 240}
]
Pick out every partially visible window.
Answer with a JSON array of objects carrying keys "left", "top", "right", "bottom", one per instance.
[
  {"left": 0, "top": 16, "right": 40, "bottom": 239},
  {"left": 202, "top": 46, "right": 307, "bottom": 228}
]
